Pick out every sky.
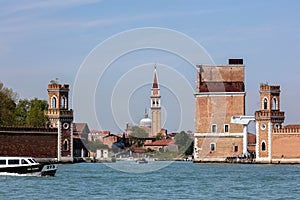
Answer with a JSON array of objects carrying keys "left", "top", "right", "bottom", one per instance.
[{"left": 1, "top": 0, "right": 300, "bottom": 133}]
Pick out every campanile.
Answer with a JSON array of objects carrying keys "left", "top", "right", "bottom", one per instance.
[{"left": 151, "top": 66, "right": 161, "bottom": 137}]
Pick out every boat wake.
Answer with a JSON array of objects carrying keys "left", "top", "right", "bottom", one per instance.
[{"left": 0, "top": 172, "right": 42, "bottom": 177}]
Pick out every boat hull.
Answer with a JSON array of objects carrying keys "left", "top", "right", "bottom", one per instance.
[{"left": 0, "top": 163, "right": 57, "bottom": 176}]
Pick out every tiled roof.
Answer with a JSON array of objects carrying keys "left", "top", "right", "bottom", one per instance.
[
  {"left": 73, "top": 123, "right": 88, "bottom": 132},
  {"left": 152, "top": 67, "right": 159, "bottom": 89},
  {"left": 144, "top": 139, "right": 173, "bottom": 146}
]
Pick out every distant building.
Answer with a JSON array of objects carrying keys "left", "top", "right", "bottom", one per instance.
[
  {"left": 73, "top": 123, "right": 89, "bottom": 158},
  {"left": 88, "top": 130, "right": 120, "bottom": 148},
  {"left": 125, "top": 65, "right": 163, "bottom": 138},
  {"left": 96, "top": 148, "right": 108, "bottom": 159},
  {"left": 144, "top": 139, "right": 175, "bottom": 152},
  {"left": 139, "top": 109, "right": 152, "bottom": 134},
  {"left": 151, "top": 66, "right": 162, "bottom": 137},
  {"left": 194, "top": 59, "right": 246, "bottom": 162}
]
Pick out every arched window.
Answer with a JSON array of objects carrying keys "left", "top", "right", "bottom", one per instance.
[
  {"left": 262, "top": 141, "right": 266, "bottom": 151},
  {"left": 272, "top": 98, "right": 277, "bottom": 110},
  {"left": 263, "top": 98, "right": 268, "bottom": 110},
  {"left": 51, "top": 96, "right": 57, "bottom": 109},
  {"left": 61, "top": 96, "right": 67, "bottom": 109},
  {"left": 63, "top": 139, "right": 69, "bottom": 151}
]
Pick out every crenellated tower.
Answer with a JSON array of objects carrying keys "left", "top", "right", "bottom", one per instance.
[
  {"left": 255, "top": 84, "right": 285, "bottom": 163},
  {"left": 151, "top": 66, "right": 161, "bottom": 137},
  {"left": 46, "top": 82, "right": 74, "bottom": 162}
]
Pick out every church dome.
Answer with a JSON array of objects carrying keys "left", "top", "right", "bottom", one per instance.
[{"left": 139, "top": 109, "right": 152, "bottom": 128}]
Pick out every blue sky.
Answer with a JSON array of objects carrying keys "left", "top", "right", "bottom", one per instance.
[{"left": 1, "top": 0, "right": 300, "bottom": 132}]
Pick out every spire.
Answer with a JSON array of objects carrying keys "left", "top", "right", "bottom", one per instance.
[
  {"left": 152, "top": 64, "right": 159, "bottom": 89},
  {"left": 144, "top": 108, "right": 148, "bottom": 118}
]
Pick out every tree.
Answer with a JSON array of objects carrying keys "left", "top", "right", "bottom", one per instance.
[
  {"left": 156, "top": 132, "right": 163, "bottom": 140},
  {"left": 175, "top": 131, "right": 193, "bottom": 154},
  {"left": 130, "top": 126, "right": 149, "bottom": 138},
  {"left": 129, "top": 126, "right": 149, "bottom": 147},
  {"left": 0, "top": 83, "right": 17, "bottom": 126},
  {"left": 85, "top": 140, "right": 109, "bottom": 152},
  {"left": 0, "top": 82, "right": 50, "bottom": 127},
  {"left": 14, "top": 99, "right": 30, "bottom": 126},
  {"left": 26, "top": 98, "right": 49, "bottom": 127}
]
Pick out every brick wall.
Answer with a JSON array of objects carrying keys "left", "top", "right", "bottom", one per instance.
[
  {"left": 195, "top": 95, "right": 244, "bottom": 133},
  {"left": 0, "top": 127, "right": 57, "bottom": 158},
  {"left": 196, "top": 136, "right": 243, "bottom": 159},
  {"left": 272, "top": 134, "right": 300, "bottom": 159}
]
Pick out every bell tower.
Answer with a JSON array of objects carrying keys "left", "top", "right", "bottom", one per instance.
[
  {"left": 46, "top": 81, "right": 74, "bottom": 162},
  {"left": 255, "top": 84, "right": 285, "bottom": 163},
  {"left": 151, "top": 66, "right": 161, "bottom": 137}
]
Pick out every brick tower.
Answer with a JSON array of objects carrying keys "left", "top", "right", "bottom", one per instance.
[
  {"left": 46, "top": 82, "right": 74, "bottom": 162},
  {"left": 255, "top": 84, "right": 285, "bottom": 163},
  {"left": 151, "top": 66, "right": 161, "bottom": 137},
  {"left": 194, "top": 59, "right": 246, "bottom": 162}
]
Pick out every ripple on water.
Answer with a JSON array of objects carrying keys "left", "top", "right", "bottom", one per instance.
[{"left": 1, "top": 162, "right": 300, "bottom": 199}]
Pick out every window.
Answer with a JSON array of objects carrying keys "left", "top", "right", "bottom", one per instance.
[
  {"left": 0, "top": 160, "right": 6, "bottom": 165},
  {"left": 8, "top": 159, "right": 19, "bottom": 165},
  {"left": 224, "top": 124, "right": 229, "bottom": 133},
  {"left": 61, "top": 96, "right": 67, "bottom": 109},
  {"left": 51, "top": 96, "right": 57, "bottom": 109},
  {"left": 212, "top": 124, "right": 217, "bottom": 133},
  {"left": 272, "top": 98, "right": 277, "bottom": 110},
  {"left": 262, "top": 141, "right": 266, "bottom": 151},
  {"left": 63, "top": 139, "right": 69, "bottom": 151},
  {"left": 261, "top": 124, "right": 266, "bottom": 130},
  {"left": 234, "top": 146, "right": 238, "bottom": 152},
  {"left": 210, "top": 143, "right": 216, "bottom": 151},
  {"left": 21, "top": 159, "right": 28, "bottom": 164},
  {"left": 263, "top": 98, "right": 268, "bottom": 110}
]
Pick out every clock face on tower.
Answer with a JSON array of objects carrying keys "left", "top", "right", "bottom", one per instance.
[{"left": 63, "top": 122, "right": 70, "bottom": 130}]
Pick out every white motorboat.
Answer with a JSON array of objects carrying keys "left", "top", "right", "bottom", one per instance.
[{"left": 0, "top": 157, "right": 58, "bottom": 176}]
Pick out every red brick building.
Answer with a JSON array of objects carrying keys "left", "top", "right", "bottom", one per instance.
[
  {"left": 0, "top": 82, "right": 87, "bottom": 162},
  {"left": 194, "top": 59, "right": 246, "bottom": 162},
  {"left": 255, "top": 84, "right": 300, "bottom": 163}
]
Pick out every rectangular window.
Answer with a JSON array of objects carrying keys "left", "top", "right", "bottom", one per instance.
[
  {"left": 212, "top": 124, "right": 217, "bottom": 133},
  {"left": 210, "top": 143, "right": 216, "bottom": 151},
  {"left": 0, "top": 160, "right": 6, "bottom": 165},
  {"left": 224, "top": 124, "right": 229, "bottom": 133},
  {"left": 234, "top": 146, "right": 238, "bottom": 152},
  {"left": 8, "top": 159, "right": 19, "bottom": 165}
]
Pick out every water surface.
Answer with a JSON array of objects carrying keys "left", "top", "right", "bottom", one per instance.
[{"left": 1, "top": 162, "right": 300, "bottom": 199}]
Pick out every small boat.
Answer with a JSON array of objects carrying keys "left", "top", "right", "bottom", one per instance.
[
  {"left": 136, "top": 157, "right": 148, "bottom": 164},
  {"left": 0, "top": 157, "right": 58, "bottom": 176}
]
